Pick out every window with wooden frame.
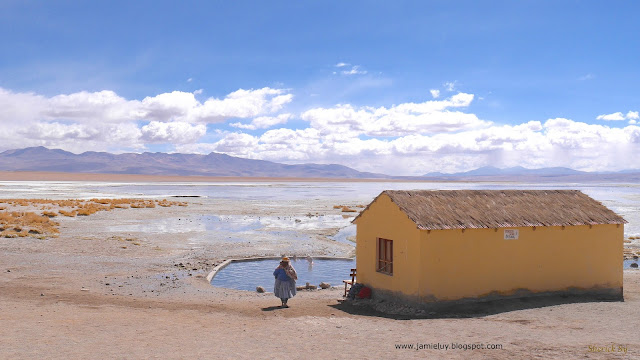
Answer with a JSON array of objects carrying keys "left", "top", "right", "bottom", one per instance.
[{"left": 377, "top": 238, "right": 393, "bottom": 275}]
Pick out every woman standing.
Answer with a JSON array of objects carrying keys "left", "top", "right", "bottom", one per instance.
[{"left": 273, "top": 257, "right": 297, "bottom": 307}]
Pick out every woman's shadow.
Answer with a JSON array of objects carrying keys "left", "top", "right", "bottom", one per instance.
[{"left": 261, "top": 305, "right": 285, "bottom": 311}]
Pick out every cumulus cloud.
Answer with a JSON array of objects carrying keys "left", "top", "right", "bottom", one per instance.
[
  {"left": 0, "top": 86, "right": 291, "bottom": 125},
  {"left": 0, "top": 86, "right": 292, "bottom": 152},
  {"left": 230, "top": 113, "right": 292, "bottom": 130},
  {"left": 184, "top": 117, "right": 640, "bottom": 175},
  {"left": 596, "top": 112, "right": 626, "bottom": 121},
  {"left": 2, "top": 85, "right": 639, "bottom": 175},
  {"left": 596, "top": 110, "right": 638, "bottom": 122},
  {"left": 430, "top": 89, "right": 440, "bottom": 98},
  {"left": 141, "top": 121, "right": 207, "bottom": 143},
  {"left": 139, "top": 88, "right": 292, "bottom": 123},
  {"left": 12, "top": 122, "right": 143, "bottom": 153},
  {"left": 301, "top": 93, "right": 487, "bottom": 137}
]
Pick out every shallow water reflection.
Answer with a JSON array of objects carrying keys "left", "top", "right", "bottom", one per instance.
[{"left": 211, "top": 258, "right": 356, "bottom": 291}]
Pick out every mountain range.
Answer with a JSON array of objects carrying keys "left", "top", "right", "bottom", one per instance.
[
  {"left": 0, "top": 147, "right": 386, "bottom": 178},
  {"left": 423, "top": 166, "right": 586, "bottom": 177},
  {"left": 0, "top": 147, "right": 639, "bottom": 181},
  {"left": 420, "top": 165, "right": 640, "bottom": 181}
]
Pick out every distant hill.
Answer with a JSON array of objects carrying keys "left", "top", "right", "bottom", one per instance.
[
  {"left": 424, "top": 166, "right": 585, "bottom": 177},
  {"left": 0, "top": 147, "right": 388, "bottom": 179},
  {"left": 421, "top": 165, "right": 640, "bottom": 182},
  {"left": 2, "top": 147, "right": 639, "bottom": 182}
]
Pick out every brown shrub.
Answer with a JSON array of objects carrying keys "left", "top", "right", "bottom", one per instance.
[{"left": 59, "top": 210, "right": 77, "bottom": 217}]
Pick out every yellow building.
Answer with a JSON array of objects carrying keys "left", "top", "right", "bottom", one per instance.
[{"left": 353, "top": 190, "right": 626, "bottom": 305}]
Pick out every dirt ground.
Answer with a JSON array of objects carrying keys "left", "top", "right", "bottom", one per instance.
[{"left": 1, "top": 199, "right": 639, "bottom": 359}]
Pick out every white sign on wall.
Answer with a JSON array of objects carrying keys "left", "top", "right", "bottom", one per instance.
[{"left": 504, "top": 229, "right": 519, "bottom": 240}]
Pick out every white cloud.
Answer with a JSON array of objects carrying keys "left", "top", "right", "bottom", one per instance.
[
  {"left": 141, "top": 88, "right": 292, "bottom": 123},
  {"left": 2, "top": 85, "right": 640, "bottom": 175},
  {"left": 187, "top": 78, "right": 193, "bottom": 82},
  {"left": 444, "top": 81, "right": 457, "bottom": 91},
  {"left": 430, "top": 89, "right": 440, "bottom": 99},
  {"left": 335, "top": 63, "right": 368, "bottom": 76},
  {"left": 596, "top": 112, "right": 626, "bottom": 121},
  {"left": 140, "top": 121, "right": 206, "bottom": 143},
  {"left": 230, "top": 113, "right": 292, "bottom": 130},
  {"left": 341, "top": 65, "right": 367, "bottom": 75},
  {"left": 11, "top": 122, "right": 143, "bottom": 153},
  {"left": 194, "top": 89, "right": 203, "bottom": 95},
  {"left": 0, "top": 86, "right": 292, "bottom": 152},
  {"left": 190, "top": 117, "right": 640, "bottom": 175},
  {"left": 46, "top": 90, "right": 143, "bottom": 123},
  {"left": 0, "top": 86, "right": 292, "bottom": 125},
  {"left": 301, "top": 92, "right": 487, "bottom": 137},
  {"left": 20, "top": 122, "right": 102, "bottom": 141},
  {"left": 578, "top": 73, "right": 594, "bottom": 81},
  {"left": 210, "top": 132, "right": 260, "bottom": 158},
  {"left": 596, "top": 110, "right": 639, "bottom": 122}
]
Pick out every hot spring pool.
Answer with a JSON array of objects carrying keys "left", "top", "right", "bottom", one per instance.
[{"left": 210, "top": 257, "right": 356, "bottom": 291}]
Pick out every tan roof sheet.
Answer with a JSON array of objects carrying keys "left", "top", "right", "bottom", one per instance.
[{"left": 355, "top": 190, "right": 626, "bottom": 230}]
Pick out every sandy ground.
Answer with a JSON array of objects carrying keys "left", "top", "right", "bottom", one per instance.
[{"left": 1, "top": 197, "right": 640, "bottom": 359}]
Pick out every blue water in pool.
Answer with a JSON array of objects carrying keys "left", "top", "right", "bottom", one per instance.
[{"left": 211, "top": 258, "right": 356, "bottom": 291}]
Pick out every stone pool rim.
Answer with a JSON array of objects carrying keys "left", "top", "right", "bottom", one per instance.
[{"left": 206, "top": 256, "right": 356, "bottom": 285}]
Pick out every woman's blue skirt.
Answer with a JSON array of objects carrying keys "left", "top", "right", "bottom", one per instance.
[{"left": 274, "top": 279, "right": 296, "bottom": 299}]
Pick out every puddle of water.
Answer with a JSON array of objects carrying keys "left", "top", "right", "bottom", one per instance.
[
  {"left": 109, "top": 214, "right": 355, "bottom": 245},
  {"left": 211, "top": 258, "right": 356, "bottom": 291},
  {"left": 330, "top": 224, "right": 356, "bottom": 244},
  {"left": 109, "top": 217, "right": 205, "bottom": 233},
  {"left": 624, "top": 259, "right": 639, "bottom": 269}
]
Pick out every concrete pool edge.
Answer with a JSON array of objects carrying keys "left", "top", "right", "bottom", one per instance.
[{"left": 206, "top": 256, "right": 355, "bottom": 284}]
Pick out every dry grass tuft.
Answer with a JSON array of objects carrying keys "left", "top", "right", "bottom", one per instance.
[
  {"left": 0, "top": 211, "right": 59, "bottom": 238},
  {"left": 0, "top": 197, "right": 186, "bottom": 239},
  {"left": 59, "top": 210, "right": 77, "bottom": 217}
]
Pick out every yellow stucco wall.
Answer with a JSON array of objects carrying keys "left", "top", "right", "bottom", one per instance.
[
  {"left": 354, "top": 194, "right": 422, "bottom": 296},
  {"left": 420, "top": 224, "right": 622, "bottom": 301},
  {"left": 355, "top": 193, "right": 623, "bottom": 303}
]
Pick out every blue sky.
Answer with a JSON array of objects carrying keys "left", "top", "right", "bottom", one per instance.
[{"left": 0, "top": 1, "right": 638, "bottom": 175}]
